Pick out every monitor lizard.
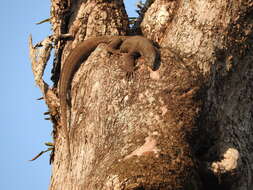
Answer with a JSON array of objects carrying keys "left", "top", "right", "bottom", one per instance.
[{"left": 59, "top": 35, "right": 158, "bottom": 161}]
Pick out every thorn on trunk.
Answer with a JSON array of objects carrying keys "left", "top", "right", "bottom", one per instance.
[{"left": 44, "top": 111, "right": 50, "bottom": 115}]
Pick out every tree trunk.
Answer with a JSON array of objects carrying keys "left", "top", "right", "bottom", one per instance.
[{"left": 45, "top": 0, "right": 253, "bottom": 189}]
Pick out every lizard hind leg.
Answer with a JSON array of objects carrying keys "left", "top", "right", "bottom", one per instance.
[{"left": 106, "top": 38, "right": 123, "bottom": 54}]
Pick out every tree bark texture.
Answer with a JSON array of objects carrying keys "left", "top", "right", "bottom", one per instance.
[{"left": 47, "top": 0, "right": 253, "bottom": 190}]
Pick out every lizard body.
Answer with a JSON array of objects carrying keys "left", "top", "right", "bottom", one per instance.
[
  {"left": 59, "top": 35, "right": 158, "bottom": 160},
  {"left": 119, "top": 36, "right": 157, "bottom": 72}
]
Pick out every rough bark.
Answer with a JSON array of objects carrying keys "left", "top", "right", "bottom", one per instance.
[{"left": 43, "top": 0, "right": 253, "bottom": 190}]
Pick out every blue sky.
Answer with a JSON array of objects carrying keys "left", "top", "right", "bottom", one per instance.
[{"left": 1, "top": 1, "right": 137, "bottom": 189}]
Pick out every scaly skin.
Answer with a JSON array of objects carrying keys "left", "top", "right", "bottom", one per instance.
[
  {"left": 120, "top": 36, "right": 157, "bottom": 71},
  {"left": 59, "top": 35, "right": 158, "bottom": 162}
]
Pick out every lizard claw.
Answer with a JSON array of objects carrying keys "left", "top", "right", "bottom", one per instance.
[{"left": 126, "top": 71, "right": 135, "bottom": 80}]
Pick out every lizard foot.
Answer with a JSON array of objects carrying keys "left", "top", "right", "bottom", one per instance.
[{"left": 126, "top": 71, "right": 134, "bottom": 80}]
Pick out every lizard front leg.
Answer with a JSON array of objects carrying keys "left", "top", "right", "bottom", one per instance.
[{"left": 121, "top": 53, "right": 136, "bottom": 73}]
